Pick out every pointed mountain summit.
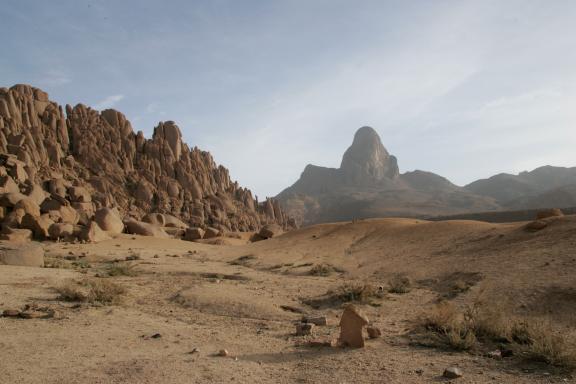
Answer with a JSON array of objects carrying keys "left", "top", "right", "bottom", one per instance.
[
  {"left": 276, "top": 126, "right": 499, "bottom": 225},
  {"left": 340, "top": 126, "right": 399, "bottom": 184}
]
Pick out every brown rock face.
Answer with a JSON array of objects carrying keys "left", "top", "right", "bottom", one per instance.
[
  {"left": 340, "top": 126, "right": 399, "bottom": 184},
  {"left": 0, "top": 84, "right": 292, "bottom": 234},
  {"left": 0, "top": 242, "right": 44, "bottom": 267},
  {"left": 124, "top": 218, "right": 169, "bottom": 238},
  {"left": 338, "top": 304, "right": 369, "bottom": 348}
]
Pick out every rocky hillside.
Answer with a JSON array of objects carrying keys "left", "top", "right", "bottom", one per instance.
[
  {"left": 278, "top": 127, "right": 576, "bottom": 226},
  {"left": 276, "top": 127, "right": 499, "bottom": 225},
  {"left": 0, "top": 84, "right": 293, "bottom": 236},
  {"left": 464, "top": 166, "right": 576, "bottom": 209}
]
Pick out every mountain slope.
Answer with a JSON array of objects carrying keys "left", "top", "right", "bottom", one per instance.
[
  {"left": 276, "top": 126, "right": 499, "bottom": 225},
  {"left": 465, "top": 166, "right": 576, "bottom": 208}
]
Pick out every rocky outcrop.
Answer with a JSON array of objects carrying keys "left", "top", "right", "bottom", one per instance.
[
  {"left": 0, "top": 242, "right": 44, "bottom": 267},
  {"left": 340, "top": 126, "right": 399, "bottom": 185},
  {"left": 0, "top": 84, "right": 292, "bottom": 238}
]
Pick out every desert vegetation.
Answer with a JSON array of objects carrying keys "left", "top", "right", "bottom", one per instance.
[
  {"left": 417, "top": 297, "right": 576, "bottom": 370},
  {"left": 55, "top": 278, "right": 126, "bottom": 305}
]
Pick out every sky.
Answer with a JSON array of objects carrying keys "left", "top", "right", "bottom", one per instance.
[{"left": 2, "top": 0, "right": 576, "bottom": 198}]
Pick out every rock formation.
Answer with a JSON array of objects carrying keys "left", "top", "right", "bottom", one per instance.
[
  {"left": 0, "top": 84, "right": 293, "bottom": 243},
  {"left": 340, "top": 126, "right": 399, "bottom": 184}
]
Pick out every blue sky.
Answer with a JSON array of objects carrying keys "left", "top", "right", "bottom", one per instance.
[{"left": 2, "top": 0, "right": 576, "bottom": 197}]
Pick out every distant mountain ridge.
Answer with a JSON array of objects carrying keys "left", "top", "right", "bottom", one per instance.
[
  {"left": 277, "top": 126, "right": 576, "bottom": 225},
  {"left": 465, "top": 166, "right": 576, "bottom": 209}
]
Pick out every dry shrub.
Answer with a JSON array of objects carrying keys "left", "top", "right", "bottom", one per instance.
[
  {"left": 309, "top": 263, "right": 340, "bottom": 276},
  {"left": 332, "top": 282, "right": 382, "bottom": 304},
  {"left": 389, "top": 274, "right": 412, "bottom": 294},
  {"left": 303, "top": 282, "right": 383, "bottom": 308},
  {"left": 106, "top": 262, "right": 138, "bottom": 277},
  {"left": 513, "top": 320, "right": 576, "bottom": 369},
  {"left": 420, "top": 299, "right": 576, "bottom": 369},
  {"left": 466, "top": 298, "right": 511, "bottom": 342},
  {"left": 44, "top": 256, "right": 70, "bottom": 269},
  {"left": 421, "top": 301, "right": 477, "bottom": 350},
  {"left": 55, "top": 279, "right": 126, "bottom": 305},
  {"left": 56, "top": 280, "right": 87, "bottom": 302}
]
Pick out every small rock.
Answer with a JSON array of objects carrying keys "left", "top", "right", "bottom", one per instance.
[
  {"left": 500, "top": 348, "right": 514, "bottom": 357},
  {"left": 302, "top": 316, "right": 327, "bottom": 326},
  {"left": 443, "top": 367, "right": 463, "bottom": 379},
  {"left": 151, "top": 333, "right": 162, "bottom": 339},
  {"left": 295, "top": 322, "right": 315, "bottom": 336},
  {"left": 525, "top": 220, "right": 548, "bottom": 231},
  {"left": 367, "top": 326, "right": 382, "bottom": 339},
  {"left": 19, "top": 310, "right": 53, "bottom": 319},
  {"left": 2, "top": 309, "right": 21, "bottom": 317},
  {"left": 308, "top": 339, "right": 333, "bottom": 347},
  {"left": 486, "top": 350, "right": 502, "bottom": 359},
  {"left": 217, "top": 349, "right": 229, "bottom": 357}
]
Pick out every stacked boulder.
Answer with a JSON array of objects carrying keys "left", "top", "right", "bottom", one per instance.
[{"left": 0, "top": 84, "right": 294, "bottom": 240}]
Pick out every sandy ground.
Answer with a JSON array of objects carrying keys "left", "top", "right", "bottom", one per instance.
[{"left": 1, "top": 217, "right": 576, "bottom": 383}]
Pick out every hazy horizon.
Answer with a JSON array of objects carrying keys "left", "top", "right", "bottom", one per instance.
[{"left": 3, "top": 0, "right": 576, "bottom": 197}]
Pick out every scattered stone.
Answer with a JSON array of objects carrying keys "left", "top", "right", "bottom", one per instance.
[
  {"left": 0, "top": 227, "right": 33, "bottom": 243},
  {"left": 525, "top": 220, "right": 548, "bottom": 231},
  {"left": 203, "top": 227, "right": 220, "bottom": 239},
  {"left": 124, "top": 219, "right": 169, "bottom": 238},
  {"left": 302, "top": 316, "right": 328, "bottom": 326},
  {"left": 366, "top": 326, "right": 382, "bottom": 339},
  {"left": 48, "top": 223, "right": 75, "bottom": 240},
  {"left": 79, "top": 221, "right": 111, "bottom": 243},
  {"left": 258, "top": 223, "right": 283, "bottom": 239},
  {"left": 20, "top": 213, "right": 54, "bottom": 239},
  {"left": 486, "top": 350, "right": 502, "bottom": 359},
  {"left": 443, "top": 367, "right": 463, "bottom": 379},
  {"left": 150, "top": 333, "right": 162, "bottom": 339},
  {"left": 280, "top": 305, "right": 305, "bottom": 314},
  {"left": 184, "top": 227, "right": 205, "bottom": 241},
  {"left": 0, "top": 242, "right": 44, "bottom": 267},
  {"left": 93, "top": 207, "right": 123, "bottom": 234},
  {"left": 68, "top": 186, "right": 91, "bottom": 203},
  {"left": 14, "top": 198, "right": 41, "bottom": 218},
  {"left": 296, "top": 322, "right": 315, "bottom": 336},
  {"left": 19, "top": 310, "right": 53, "bottom": 319},
  {"left": 308, "top": 339, "right": 333, "bottom": 347},
  {"left": 338, "top": 304, "right": 369, "bottom": 348},
  {"left": 57, "top": 205, "right": 80, "bottom": 225},
  {"left": 2, "top": 309, "right": 21, "bottom": 317},
  {"left": 217, "top": 349, "right": 229, "bottom": 357}
]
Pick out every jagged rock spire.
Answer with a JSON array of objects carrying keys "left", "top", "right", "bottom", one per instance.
[{"left": 340, "top": 126, "right": 399, "bottom": 184}]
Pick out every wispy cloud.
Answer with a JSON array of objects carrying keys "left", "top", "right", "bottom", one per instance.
[
  {"left": 94, "top": 94, "right": 125, "bottom": 110},
  {"left": 37, "top": 69, "right": 72, "bottom": 87}
]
